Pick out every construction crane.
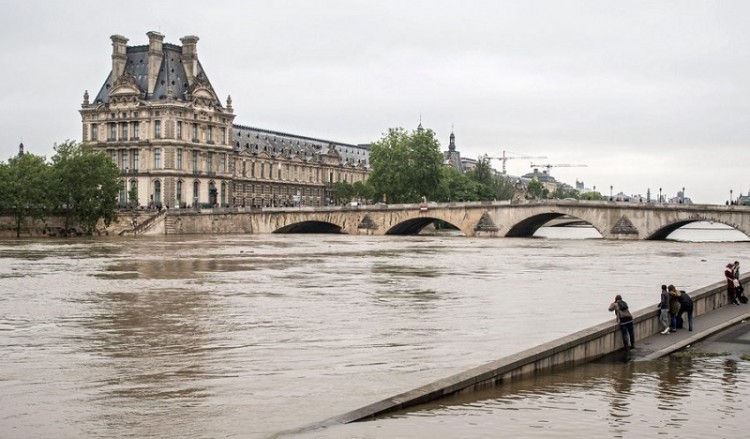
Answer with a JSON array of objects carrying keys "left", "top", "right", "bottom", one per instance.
[
  {"left": 489, "top": 150, "right": 548, "bottom": 174},
  {"left": 530, "top": 163, "right": 588, "bottom": 173}
]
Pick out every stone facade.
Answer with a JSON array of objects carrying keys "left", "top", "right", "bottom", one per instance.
[{"left": 80, "top": 32, "right": 369, "bottom": 209}]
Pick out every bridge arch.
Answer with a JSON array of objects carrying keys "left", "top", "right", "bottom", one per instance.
[
  {"left": 647, "top": 219, "right": 750, "bottom": 240},
  {"left": 505, "top": 212, "right": 606, "bottom": 238},
  {"left": 385, "top": 216, "right": 464, "bottom": 235},
  {"left": 274, "top": 221, "right": 343, "bottom": 234}
]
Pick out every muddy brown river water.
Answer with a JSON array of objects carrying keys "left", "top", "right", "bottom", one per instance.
[{"left": 1, "top": 226, "right": 749, "bottom": 438}]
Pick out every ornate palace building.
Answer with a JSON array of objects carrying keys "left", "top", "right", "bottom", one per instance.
[{"left": 79, "top": 32, "right": 369, "bottom": 209}]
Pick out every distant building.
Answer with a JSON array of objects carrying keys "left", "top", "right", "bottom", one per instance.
[
  {"left": 80, "top": 32, "right": 369, "bottom": 208},
  {"left": 442, "top": 130, "right": 463, "bottom": 173},
  {"left": 523, "top": 168, "right": 558, "bottom": 194}
]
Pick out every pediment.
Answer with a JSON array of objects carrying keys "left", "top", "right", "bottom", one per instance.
[
  {"left": 109, "top": 71, "right": 141, "bottom": 97},
  {"left": 193, "top": 87, "right": 213, "bottom": 100}
]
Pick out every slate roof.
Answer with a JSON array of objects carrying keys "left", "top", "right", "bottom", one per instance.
[
  {"left": 93, "top": 43, "right": 220, "bottom": 106},
  {"left": 232, "top": 125, "right": 369, "bottom": 166}
]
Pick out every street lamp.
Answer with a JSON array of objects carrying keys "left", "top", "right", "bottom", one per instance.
[
  {"left": 682, "top": 187, "right": 685, "bottom": 204},
  {"left": 659, "top": 187, "right": 662, "bottom": 204},
  {"left": 610, "top": 185, "right": 613, "bottom": 200},
  {"left": 730, "top": 189, "right": 733, "bottom": 205}
]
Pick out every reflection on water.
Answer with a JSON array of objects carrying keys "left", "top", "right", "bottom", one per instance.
[
  {"left": 303, "top": 356, "right": 749, "bottom": 438},
  {"left": 535, "top": 221, "right": 750, "bottom": 242},
  {"left": 1, "top": 229, "right": 749, "bottom": 439}
]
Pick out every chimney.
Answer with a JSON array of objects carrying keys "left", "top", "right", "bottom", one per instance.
[
  {"left": 110, "top": 35, "right": 129, "bottom": 84},
  {"left": 180, "top": 35, "right": 200, "bottom": 85},
  {"left": 146, "top": 31, "right": 165, "bottom": 95}
]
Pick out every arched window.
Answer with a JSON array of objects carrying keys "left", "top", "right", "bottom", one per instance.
[
  {"left": 176, "top": 180, "right": 183, "bottom": 206},
  {"left": 209, "top": 181, "right": 217, "bottom": 206},
  {"left": 153, "top": 180, "right": 162, "bottom": 206},
  {"left": 193, "top": 181, "right": 200, "bottom": 206}
]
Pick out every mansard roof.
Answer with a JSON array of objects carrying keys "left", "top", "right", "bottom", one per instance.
[
  {"left": 232, "top": 124, "right": 370, "bottom": 167},
  {"left": 93, "top": 43, "right": 221, "bottom": 106}
]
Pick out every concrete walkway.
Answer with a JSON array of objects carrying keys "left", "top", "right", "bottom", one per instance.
[{"left": 633, "top": 302, "right": 750, "bottom": 361}]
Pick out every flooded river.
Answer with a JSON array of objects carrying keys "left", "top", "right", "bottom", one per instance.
[{"left": 1, "top": 227, "right": 749, "bottom": 438}]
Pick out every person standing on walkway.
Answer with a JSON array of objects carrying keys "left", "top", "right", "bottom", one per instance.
[
  {"left": 733, "top": 261, "right": 746, "bottom": 303},
  {"left": 658, "top": 284, "right": 671, "bottom": 334},
  {"left": 725, "top": 263, "right": 739, "bottom": 305},
  {"left": 674, "top": 287, "right": 694, "bottom": 332},
  {"left": 668, "top": 285, "right": 682, "bottom": 331},
  {"left": 609, "top": 294, "right": 635, "bottom": 350}
]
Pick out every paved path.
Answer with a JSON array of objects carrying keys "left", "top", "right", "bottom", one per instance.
[{"left": 633, "top": 302, "right": 750, "bottom": 361}]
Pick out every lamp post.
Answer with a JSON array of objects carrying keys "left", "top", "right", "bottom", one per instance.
[
  {"left": 659, "top": 187, "right": 662, "bottom": 204},
  {"left": 682, "top": 187, "right": 685, "bottom": 204},
  {"left": 730, "top": 189, "right": 733, "bottom": 205},
  {"left": 610, "top": 185, "right": 613, "bottom": 199}
]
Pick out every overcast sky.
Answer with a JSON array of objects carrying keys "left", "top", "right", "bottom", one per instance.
[{"left": 1, "top": 0, "right": 748, "bottom": 203}]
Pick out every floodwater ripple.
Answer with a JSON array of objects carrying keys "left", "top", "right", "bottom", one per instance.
[{"left": 0, "top": 230, "right": 749, "bottom": 438}]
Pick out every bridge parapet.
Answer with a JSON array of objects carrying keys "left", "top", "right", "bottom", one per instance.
[{"left": 161, "top": 201, "right": 750, "bottom": 239}]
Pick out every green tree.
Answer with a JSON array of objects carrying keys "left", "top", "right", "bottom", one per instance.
[
  {"left": 491, "top": 174, "right": 516, "bottom": 201},
  {"left": 50, "top": 141, "right": 121, "bottom": 235},
  {"left": 367, "top": 127, "right": 443, "bottom": 204},
  {"left": 526, "top": 180, "right": 549, "bottom": 199},
  {"left": 351, "top": 181, "right": 375, "bottom": 203},
  {"left": 435, "top": 167, "right": 482, "bottom": 202},
  {"left": 0, "top": 153, "right": 51, "bottom": 237},
  {"left": 581, "top": 191, "right": 603, "bottom": 201},
  {"left": 553, "top": 187, "right": 580, "bottom": 199},
  {"left": 332, "top": 182, "right": 355, "bottom": 204},
  {"left": 461, "top": 155, "right": 517, "bottom": 201},
  {"left": 465, "top": 155, "right": 494, "bottom": 187}
]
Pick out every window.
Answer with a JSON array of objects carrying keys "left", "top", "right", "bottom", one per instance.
[
  {"left": 109, "top": 123, "right": 116, "bottom": 140},
  {"left": 220, "top": 154, "right": 226, "bottom": 173},
  {"left": 133, "top": 122, "right": 140, "bottom": 140},
  {"left": 251, "top": 161, "right": 255, "bottom": 177},
  {"left": 154, "top": 180, "right": 162, "bottom": 205},
  {"left": 177, "top": 149, "right": 183, "bottom": 170},
  {"left": 154, "top": 120, "right": 162, "bottom": 139},
  {"left": 220, "top": 128, "right": 226, "bottom": 145},
  {"left": 121, "top": 150, "right": 128, "bottom": 171},
  {"left": 110, "top": 150, "right": 117, "bottom": 164},
  {"left": 176, "top": 181, "right": 183, "bottom": 204},
  {"left": 154, "top": 148, "right": 161, "bottom": 169},
  {"left": 192, "top": 124, "right": 198, "bottom": 141},
  {"left": 121, "top": 123, "right": 128, "bottom": 141},
  {"left": 132, "top": 150, "right": 139, "bottom": 171},
  {"left": 177, "top": 121, "right": 183, "bottom": 140},
  {"left": 193, "top": 181, "right": 200, "bottom": 205},
  {"left": 91, "top": 124, "right": 98, "bottom": 141},
  {"left": 129, "top": 180, "right": 138, "bottom": 205},
  {"left": 207, "top": 126, "right": 213, "bottom": 143},
  {"left": 207, "top": 152, "right": 213, "bottom": 173},
  {"left": 242, "top": 161, "right": 246, "bottom": 177},
  {"left": 261, "top": 163, "right": 265, "bottom": 179},
  {"left": 192, "top": 150, "right": 198, "bottom": 173}
]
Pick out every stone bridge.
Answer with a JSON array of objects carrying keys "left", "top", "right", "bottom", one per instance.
[{"left": 158, "top": 200, "right": 750, "bottom": 240}]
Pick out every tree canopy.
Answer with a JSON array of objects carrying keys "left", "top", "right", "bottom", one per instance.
[
  {"left": 0, "top": 152, "right": 51, "bottom": 237},
  {"left": 365, "top": 128, "right": 520, "bottom": 204},
  {"left": 367, "top": 127, "right": 444, "bottom": 204},
  {"left": 0, "top": 141, "right": 121, "bottom": 237},
  {"left": 50, "top": 141, "right": 121, "bottom": 234}
]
